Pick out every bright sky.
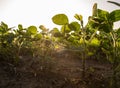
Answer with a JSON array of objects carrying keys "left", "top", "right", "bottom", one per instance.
[{"left": 0, "top": 0, "right": 120, "bottom": 29}]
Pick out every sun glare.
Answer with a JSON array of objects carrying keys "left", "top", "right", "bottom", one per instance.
[{"left": 0, "top": 0, "right": 119, "bottom": 29}]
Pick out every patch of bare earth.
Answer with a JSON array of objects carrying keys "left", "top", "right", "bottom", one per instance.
[{"left": 0, "top": 49, "right": 112, "bottom": 88}]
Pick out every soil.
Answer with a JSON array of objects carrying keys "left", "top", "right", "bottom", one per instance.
[{"left": 0, "top": 48, "right": 113, "bottom": 88}]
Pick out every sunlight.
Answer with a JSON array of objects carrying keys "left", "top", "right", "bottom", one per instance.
[
  {"left": 0, "top": 1, "right": 120, "bottom": 87},
  {"left": 0, "top": 0, "right": 119, "bottom": 29}
]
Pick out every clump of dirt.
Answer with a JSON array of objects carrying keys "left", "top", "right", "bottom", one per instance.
[{"left": 0, "top": 49, "right": 112, "bottom": 88}]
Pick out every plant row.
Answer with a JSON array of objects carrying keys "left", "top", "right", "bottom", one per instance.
[{"left": 0, "top": 3, "right": 120, "bottom": 88}]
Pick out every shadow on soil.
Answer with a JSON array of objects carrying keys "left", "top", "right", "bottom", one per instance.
[{"left": 0, "top": 49, "right": 113, "bottom": 88}]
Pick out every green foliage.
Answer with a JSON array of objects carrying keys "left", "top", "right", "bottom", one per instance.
[
  {"left": 97, "top": 9, "right": 109, "bottom": 20},
  {"left": 90, "top": 38, "right": 100, "bottom": 46},
  {"left": 0, "top": 22, "right": 44, "bottom": 63},
  {"left": 0, "top": 3, "right": 120, "bottom": 87},
  {"left": 74, "top": 14, "right": 83, "bottom": 21},
  {"left": 0, "top": 22, "right": 18, "bottom": 63},
  {"left": 87, "top": 3, "right": 120, "bottom": 88},
  {"left": 18, "top": 24, "right": 23, "bottom": 30},
  {"left": 50, "top": 28, "right": 62, "bottom": 37},
  {"left": 52, "top": 14, "right": 69, "bottom": 25},
  {"left": 68, "top": 22, "right": 80, "bottom": 32},
  {"left": 89, "top": 8, "right": 120, "bottom": 34},
  {"left": 39, "top": 25, "right": 48, "bottom": 32},
  {"left": 109, "top": 10, "right": 120, "bottom": 22},
  {"left": 61, "top": 25, "right": 71, "bottom": 33},
  {"left": 27, "top": 26, "right": 37, "bottom": 35},
  {"left": 34, "top": 33, "right": 42, "bottom": 40},
  {"left": 0, "top": 22, "right": 15, "bottom": 46},
  {"left": 0, "top": 46, "right": 19, "bottom": 64}
]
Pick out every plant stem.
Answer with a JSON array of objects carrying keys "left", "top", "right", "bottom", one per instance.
[
  {"left": 110, "top": 32, "right": 118, "bottom": 88},
  {"left": 81, "top": 22, "right": 86, "bottom": 78},
  {"left": 89, "top": 29, "right": 98, "bottom": 42}
]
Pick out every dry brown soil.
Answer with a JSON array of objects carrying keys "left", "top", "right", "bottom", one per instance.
[{"left": 0, "top": 49, "right": 112, "bottom": 88}]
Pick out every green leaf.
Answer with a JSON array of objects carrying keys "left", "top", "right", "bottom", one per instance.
[
  {"left": 68, "top": 22, "right": 80, "bottom": 31},
  {"left": 0, "top": 26, "right": 4, "bottom": 33},
  {"left": 79, "top": 38, "right": 88, "bottom": 44},
  {"left": 50, "top": 28, "right": 62, "bottom": 37},
  {"left": 52, "top": 14, "right": 69, "bottom": 25},
  {"left": 1, "top": 22, "right": 8, "bottom": 30},
  {"left": 6, "top": 33, "right": 15, "bottom": 44},
  {"left": 39, "top": 25, "right": 48, "bottom": 32},
  {"left": 97, "top": 9, "right": 109, "bottom": 20},
  {"left": 99, "top": 21, "right": 112, "bottom": 33},
  {"left": 61, "top": 25, "right": 71, "bottom": 33},
  {"left": 50, "top": 28, "right": 59, "bottom": 33},
  {"left": 116, "top": 28, "right": 120, "bottom": 36},
  {"left": 67, "top": 35, "right": 79, "bottom": 43},
  {"left": 18, "top": 24, "right": 23, "bottom": 30},
  {"left": 74, "top": 14, "right": 83, "bottom": 21},
  {"left": 90, "top": 38, "right": 100, "bottom": 46},
  {"left": 27, "top": 26, "right": 37, "bottom": 35},
  {"left": 109, "top": 9, "right": 120, "bottom": 22},
  {"left": 88, "top": 17, "right": 100, "bottom": 29},
  {"left": 67, "top": 35, "right": 75, "bottom": 42},
  {"left": 34, "top": 33, "right": 42, "bottom": 40},
  {"left": 92, "top": 17, "right": 104, "bottom": 23}
]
